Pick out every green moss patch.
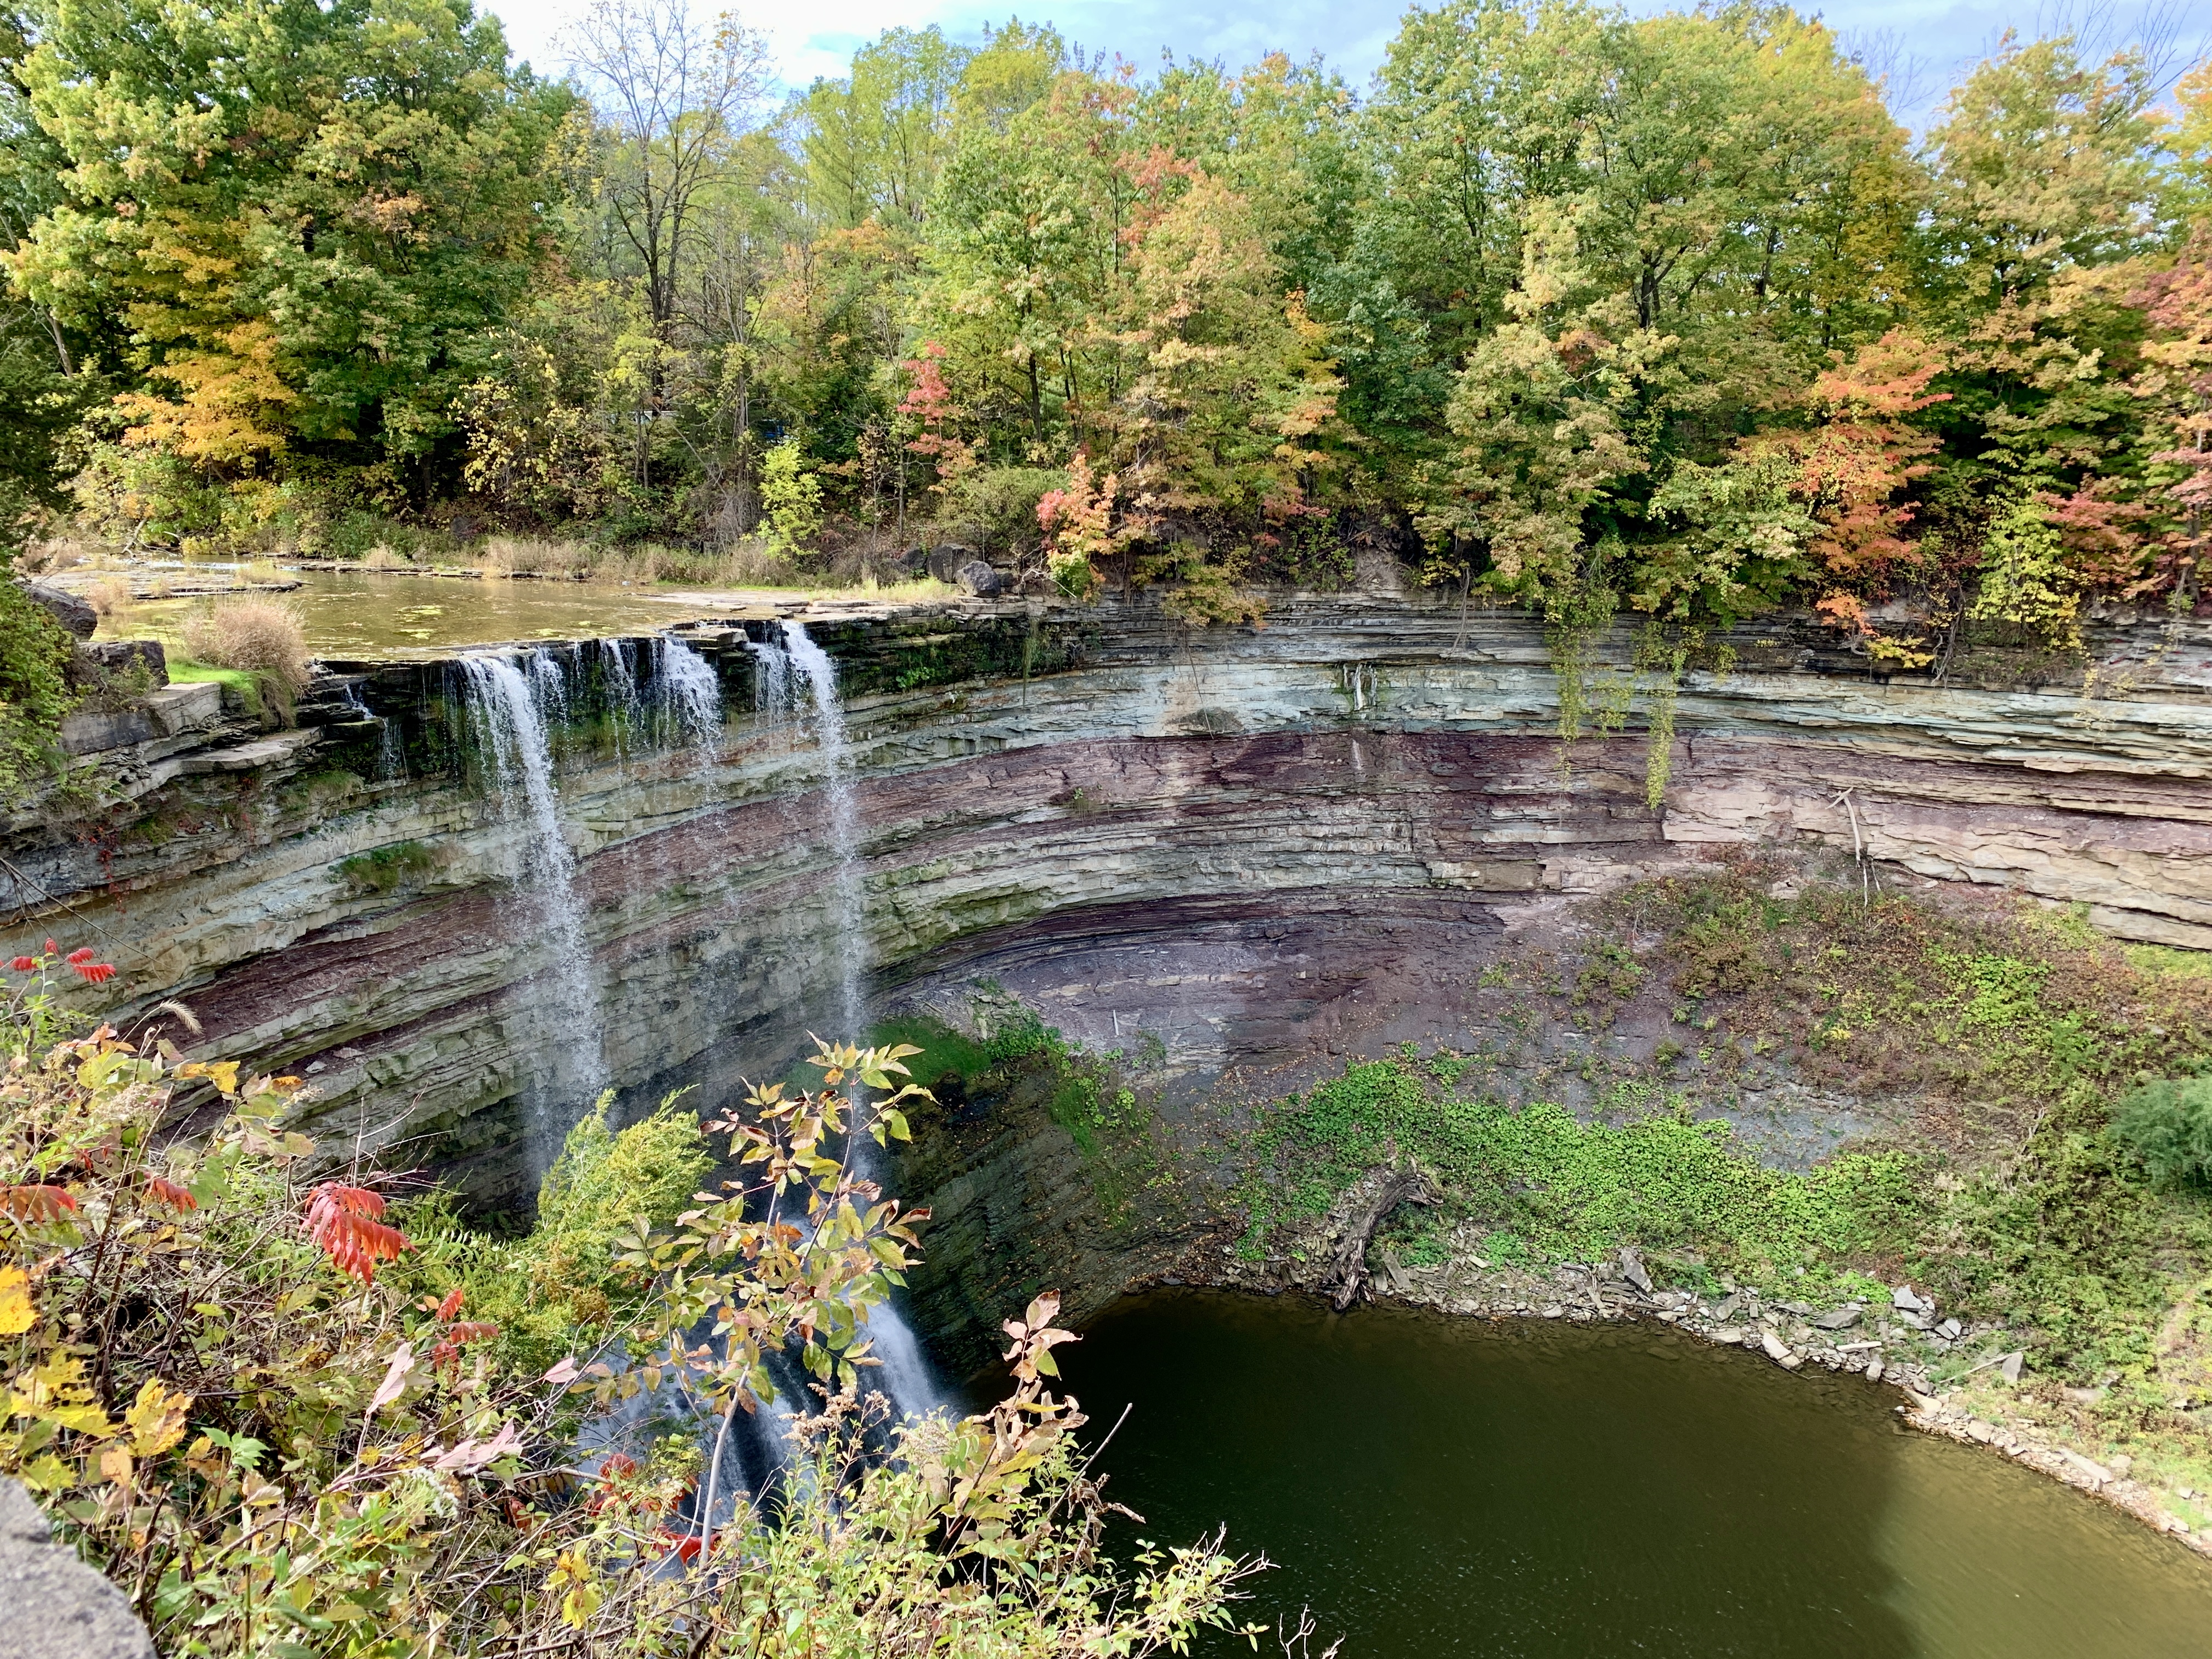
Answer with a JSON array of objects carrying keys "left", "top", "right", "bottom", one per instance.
[{"left": 1242, "top": 1055, "right": 1922, "bottom": 1296}]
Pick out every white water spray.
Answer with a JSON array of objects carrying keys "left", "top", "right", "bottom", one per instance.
[
  {"left": 746, "top": 635, "right": 793, "bottom": 720},
  {"left": 652, "top": 637, "right": 724, "bottom": 755},
  {"left": 781, "top": 620, "right": 943, "bottom": 1417},
  {"left": 782, "top": 622, "right": 865, "bottom": 1038},
  {"left": 456, "top": 652, "right": 605, "bottom": 1163}
]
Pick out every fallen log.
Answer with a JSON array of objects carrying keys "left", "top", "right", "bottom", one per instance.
[{"left": 1329, "top": 1167, "right": 1442, "bottom": 1312}]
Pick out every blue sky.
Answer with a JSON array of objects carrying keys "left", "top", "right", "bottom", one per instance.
[{"left": 483, "top": 0, "right": 2211, "bottom": 128}]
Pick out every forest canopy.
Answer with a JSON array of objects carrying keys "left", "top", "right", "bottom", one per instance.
[{"left": 1, "top": 0, "right": 2209, "bottom": 646}]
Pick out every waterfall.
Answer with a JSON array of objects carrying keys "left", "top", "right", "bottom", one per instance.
[
  {"left": 781, "top": 620, "right": 943, "bottom": 1418},
  {"left": 338, "top": 681, "right": 405, "bottom": 781},
  {"left": 782, "top": 622, "right": 865, "bottom": 1038},
  {"left": 651, "top": 637, "right": 724, "bottom": 755},
  {"left": 455, "top": 652, "right": 606, "bottom": 1167},
  {"left": 597, "top": 640, "right": 642, "bottom": 761},
  {"left": 746, "top": 636, "right": 792, "bottom": 720}
]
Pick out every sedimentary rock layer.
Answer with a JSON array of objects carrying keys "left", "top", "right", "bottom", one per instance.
[{"left": 5, "top": 596, "right": 2207, "bottom": 1210}]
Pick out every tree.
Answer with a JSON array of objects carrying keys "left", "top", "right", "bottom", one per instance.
[
  {"left": 796, "top": 26, "right": 968, "bottom": 235},
  {"left": 6, "top": 0, "right": 571, "bottom": 524},
  {"left": 1922, "top": 34, "right": 2169, "bottom": 320},
  {"left": 567, "top": 0, "right": 772, "bottom": 342}
]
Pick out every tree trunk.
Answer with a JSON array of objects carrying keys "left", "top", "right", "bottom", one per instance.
[{"left": 1329, "top": 1167, "right": 1441, "bottom": 1312}]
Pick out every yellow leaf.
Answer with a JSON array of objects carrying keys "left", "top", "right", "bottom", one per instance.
[
  {"left": 97, "top": 1443, "right": 133, "bottom": 1487},
  {"left": 178, "top": 1060, "right": 240, "bottom": 1095},
  {"left": 125, "top": 1379, "right": 190, "bottom": 1457},
  {"left": 49, "top": 1403, "right": 114, "bottom": 1437},
  {"left": 16, "top": 1453, "right": 71, "bottom": 1493},
  {"left": 0, "top": 1268, "right": 34, "bottom": 1335}
]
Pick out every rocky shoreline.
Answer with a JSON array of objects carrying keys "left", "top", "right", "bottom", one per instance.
[{"left": 1164, "top": 1173, "right": 2212, "bottom": 1561}]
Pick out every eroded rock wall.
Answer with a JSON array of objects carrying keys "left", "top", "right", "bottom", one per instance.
[{"left": 6, "top": 596, "right": 2208, "bottom": 1218}]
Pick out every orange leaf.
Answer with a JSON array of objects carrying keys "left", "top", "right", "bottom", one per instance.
[
  {"left": 306, "top": 1183, "right": 410, "bottom": 1283},
  {"left": 1, "top": 1185, "right": 77, "bottom": 1223}
]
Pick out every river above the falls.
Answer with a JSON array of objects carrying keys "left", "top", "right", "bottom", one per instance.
[{"left": 1000, "top": 1290, "right": 2212, "bottom": 1657}]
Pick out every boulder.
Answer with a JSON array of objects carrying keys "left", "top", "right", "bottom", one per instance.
[
  {"left": 926, "top": 543, "right": 978, "bottom": 584},
  {"left": 1617, "top": 1246, "right": 1654, "bottom": 1295},
  {"left": 0, "top": 1477, "right": 155, "bottom": 1658},
  {"left": 955, "top": 560, "right": 1003, "bottom": 598},
  {"left": 77, "top": 639, "right": 168, "bottom": 686},
  {"left": 19, "top": 581, "right": 95, "bottom": 639}
]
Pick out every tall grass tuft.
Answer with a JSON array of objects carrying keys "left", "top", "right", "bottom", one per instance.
[{"left": 182, "top": 596, "right": 311, "bottom": 699}]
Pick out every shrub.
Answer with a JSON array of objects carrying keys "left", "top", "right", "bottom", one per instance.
[
  {"left": 2113, "top": 1075, "right": 2212, "bottom": 1186},
  {"left": 362, "top": 542, "right": 412, "bottom": 569},
  {"left": 953, "top": 465, "right": 1065, "bottom": 557},
  {"left": 0, "top": 970, "right": 1255, "bottom": 1658},
  {"left": 182, "top": 595, "right": 311, "bottom": 696},
  {"left": 83, "top": 574, "right": 132, "bottom": 617},
  {"left": 0, "top": 579, "right": 76, "bottom": 804}
]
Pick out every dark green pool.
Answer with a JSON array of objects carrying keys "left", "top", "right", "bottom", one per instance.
[{"left": 1012, "top": 1291, "right": 2212, "bottom": 1657}]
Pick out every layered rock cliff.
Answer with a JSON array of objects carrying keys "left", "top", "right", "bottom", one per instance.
[{"left": 6, "top": 596, "right": 2207, "bottom": 1248}]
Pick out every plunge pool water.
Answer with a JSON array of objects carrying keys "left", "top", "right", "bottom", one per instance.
[{"left": 1007, "top": 1291, "right": 2212, "bottom": 1657}]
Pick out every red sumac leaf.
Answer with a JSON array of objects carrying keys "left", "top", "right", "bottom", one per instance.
[
  {"left": 1, "top": 1184, "right": 78, "bottom": 1223},
  {"left": 306, "top": 1183, "right": 410, "bottom": 1283},
  {"left": 144, "top": 1176, "right": 198, "bottom": 1212}
]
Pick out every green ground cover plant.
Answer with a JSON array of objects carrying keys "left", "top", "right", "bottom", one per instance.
[
  {"left": 1242, "top": 872, "right": 2212, "bottom": 1407},
  {"left": 1241, "top": 1055, "right": 1923, "bottom": 1296},
  {"left": 874, "top": 1001, "right": 1163, "bottom": 1226}
]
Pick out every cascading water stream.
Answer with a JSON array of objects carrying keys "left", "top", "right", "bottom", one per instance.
[
  {"left": 455, "top": 652, "right": 606, "bottom": 1171},
  {"left": 597, "top": 640, "right": 642, "bottom": 763},
  {"left": 781, "top": 621, "right": 865, "bottom": 1038},
  {"left": 476, "top": 626, "right": 940, "bottom": 1511},
  {"left": 338, "top": 681, "right": 406, "bottom": 781},
  {"left": 652, "top": 637, "right": 724, "bottom": 757},
  {"left": 746, "top": 636, "right": 792, "bottom": 724},
  {"left": 781, "top": 620, "right": 944, "bottom": 1419}
]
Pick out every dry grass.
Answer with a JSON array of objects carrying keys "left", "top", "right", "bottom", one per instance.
[
  {"left": 362, "top": 544, "right": 412, "bottom": 571},
  {"left": 596, "top": 539, "right": 795, "bottom": 586},
  {"left": 238, "top": 558, "right": 288, "bottom": 585},
  {"left": 18, "top": 538, "right": 89, "bottom": 575},
  {"left": 85, "top": 576, "right": 134, "bottom": 618},
  {"left": 479, "top": 535, "right": 594, "bottom": 578},
  {"left": 458, "top": 532, "right": 955, "bottom": 595},
  {"left": 182, "top": 597, "right": 311, "bottom": 695}
]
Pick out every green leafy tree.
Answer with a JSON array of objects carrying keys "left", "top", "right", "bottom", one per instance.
[
  {"left": 5, "top": 0, "right": 571, "bottom": 526},
  {"left": 758, "top": 436, "right": 822, "bottom": 553}
]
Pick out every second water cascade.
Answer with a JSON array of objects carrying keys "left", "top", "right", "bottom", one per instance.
[
  {"left": 775, "top": 620, "right": 944, "bottom": 1419},
  {"left": 455, "top": 625, "right": 944, "bottom": 1515}
]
